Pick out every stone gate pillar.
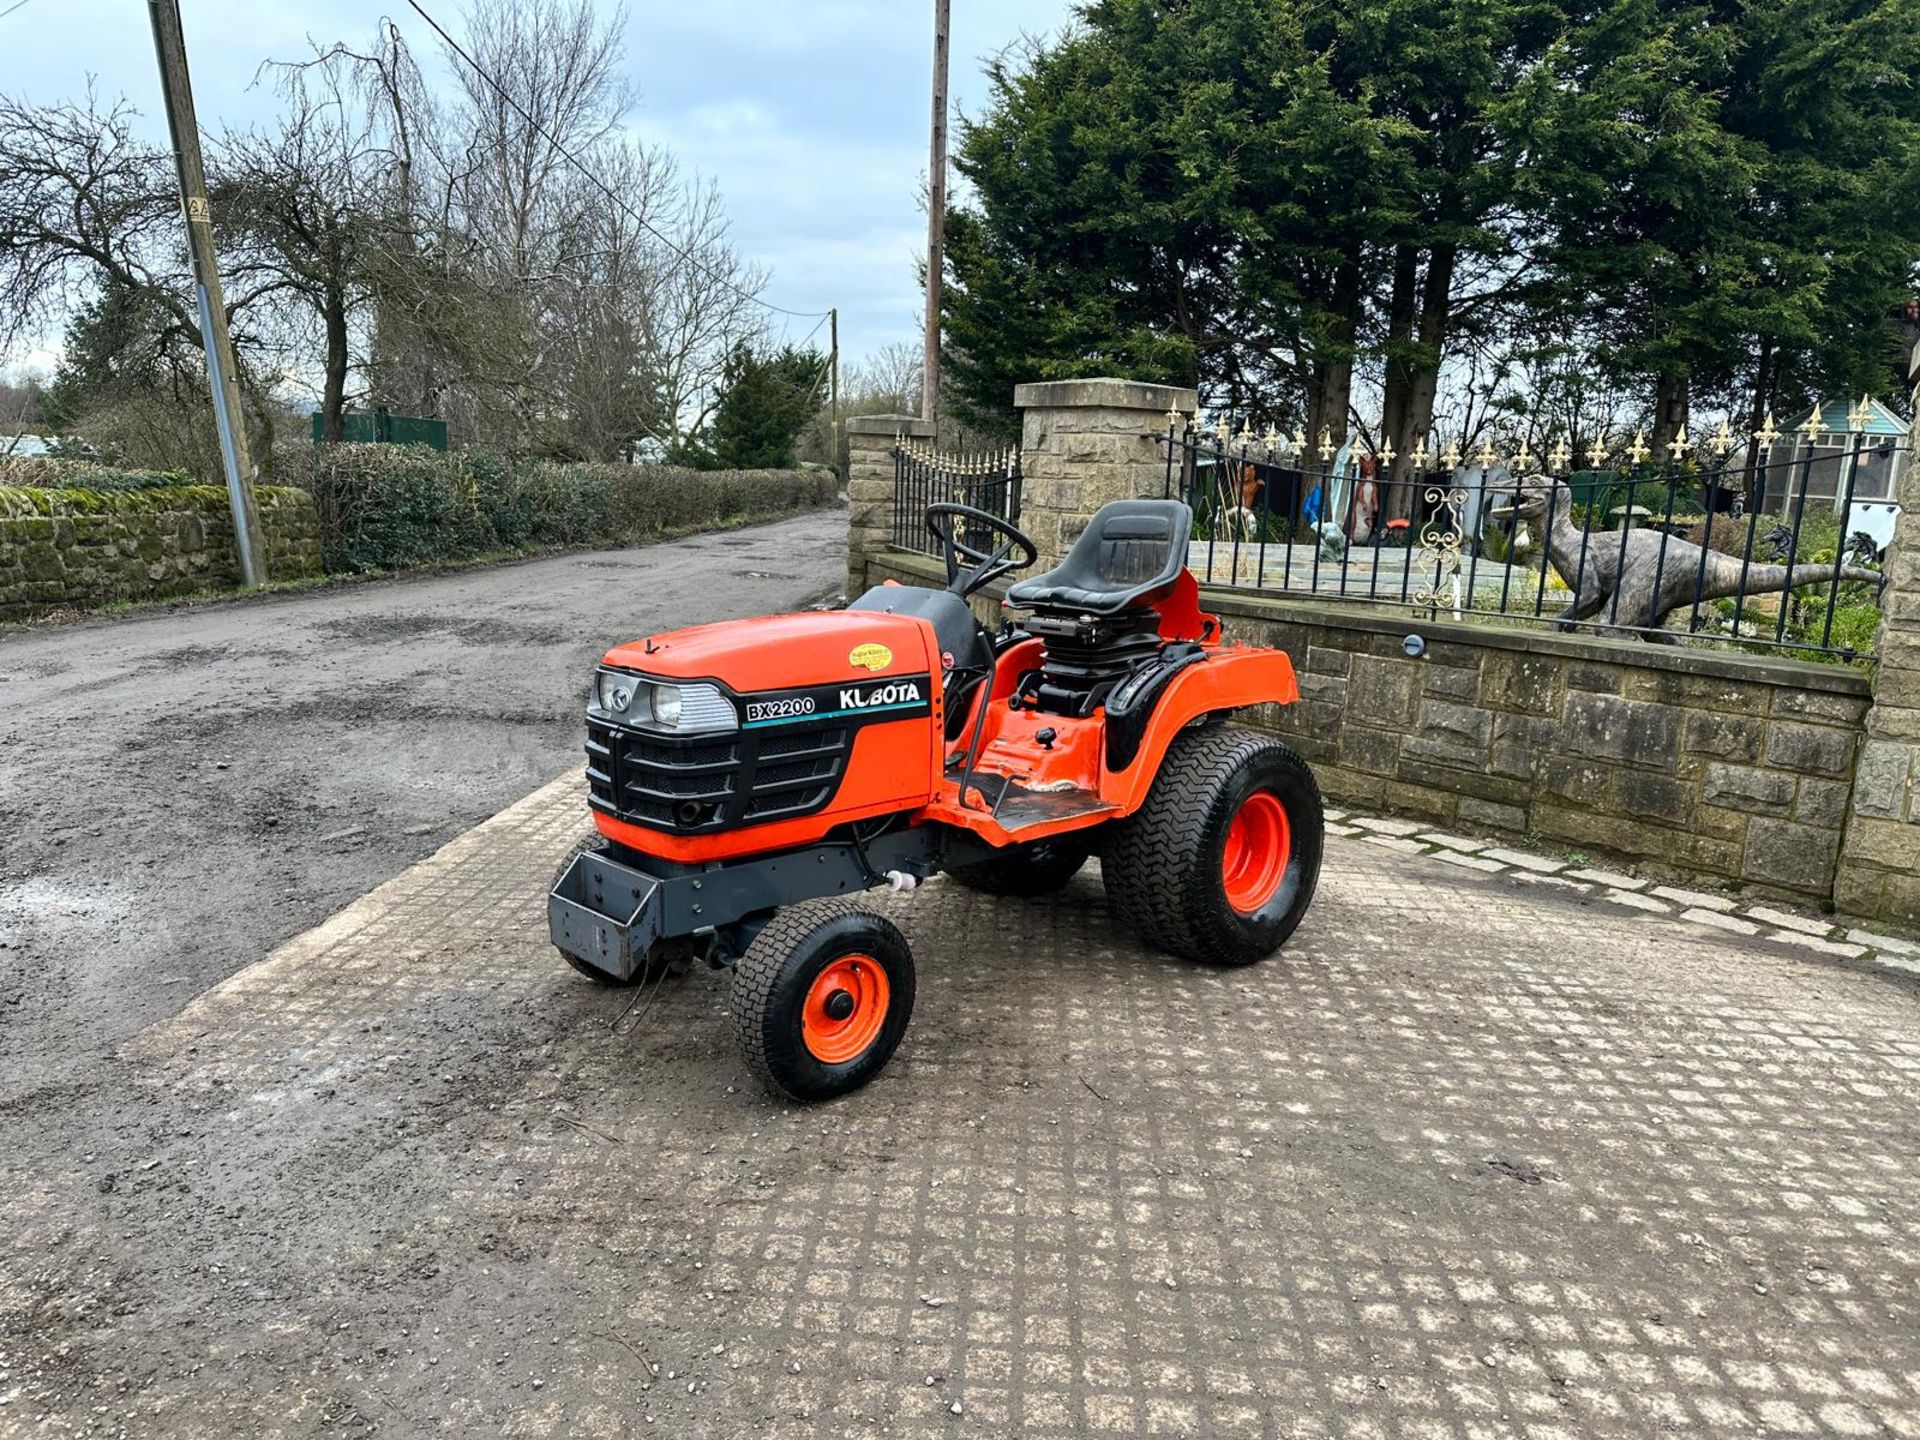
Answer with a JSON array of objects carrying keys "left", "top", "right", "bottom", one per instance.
[
  {"left": 1836, "top": 358, "right": 1920, "bottom": 924},
  {"left": 845, "top": 413, "right": 932, "bottom": 599},
  {"left": 1015, "top": 378, "right": 1198, "bottom": 570}
]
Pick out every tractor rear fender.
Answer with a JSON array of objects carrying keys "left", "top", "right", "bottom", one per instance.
[{"left": 1096, "top": 645, "right": 1299, "bottom": 815}]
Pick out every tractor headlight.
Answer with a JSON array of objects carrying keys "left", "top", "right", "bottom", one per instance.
[
  {"left": 591, "top": 670, "right": 736, "bottom": 734},
  {"left": 651, "top": 684, "right": 682, "bottom": 728}
]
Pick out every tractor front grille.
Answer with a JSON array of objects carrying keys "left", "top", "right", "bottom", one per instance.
[{"left": 586, "top": 717, "right": 849, "bottom": 833}]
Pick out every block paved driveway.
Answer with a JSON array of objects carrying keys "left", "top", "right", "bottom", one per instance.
[{"left": 5, "top": 773, "right": 1920, "bottom": 1439}]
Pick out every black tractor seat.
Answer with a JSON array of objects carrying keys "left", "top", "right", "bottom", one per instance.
[
  {"left": 1002, "top": 499, "right": 1195, "bottom": 720},
  {"left": 1005, "top": 500, "right": 1191, "bottom": 616}
]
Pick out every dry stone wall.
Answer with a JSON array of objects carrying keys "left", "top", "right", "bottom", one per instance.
[{"left": 0, "top": 485, "right": 322, "bottom": 620}]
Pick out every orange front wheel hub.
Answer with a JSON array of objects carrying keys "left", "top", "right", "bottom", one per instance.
[
  {"left": 1222, "top": 790, "right": 1291, "bottom": 914},
  {"left": 801, "top": 954, "right": 891, "bottom": 1064}
]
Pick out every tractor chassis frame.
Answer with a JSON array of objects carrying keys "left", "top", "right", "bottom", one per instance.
[{"left": 549, "top": 822, "right": 994, "bottom": 982}]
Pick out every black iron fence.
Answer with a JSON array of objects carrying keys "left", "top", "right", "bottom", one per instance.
[
  {"left": 891, "top": 441, "right": 1022, "bottom": 559},
  {"left": 1160, "top": 416, "right": 1907, "bottom": 661}
]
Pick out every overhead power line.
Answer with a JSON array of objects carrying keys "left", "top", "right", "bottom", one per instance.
[
  {"left": 402, "top": 0, "right": 833, "bottom": 323},
  {"left": 0, "top": 0, "right": 41, "bottom": 21}
]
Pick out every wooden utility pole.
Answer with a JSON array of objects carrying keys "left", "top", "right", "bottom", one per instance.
[
  {"left": 829, "top": 307, "right": 841, "bottom": 478},
  {"left": 921, "top": 0, "right": 950, "bottom": 428},
  {"left": 148, "top": 0, "right": 268, "bottom": 586}
]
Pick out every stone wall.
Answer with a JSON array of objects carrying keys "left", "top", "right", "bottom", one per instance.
[
  {"left": 1015, "top": 378, "right": 1196, "bottom": 569},
  {"left": 845, "top": 415, "right": 932, "bottom": 600},
  {"left": 0, "top": 484, "right": 323, "bottom": 620},
  {"left": 1229, "top": 600, "right": 1867, "bottom": 906},
  {"left": 864, "top": 548, "right": 1868, "bottom": 905},
  {"left": 1834, "top": 354, "right": 1920, "bottom": 923}
]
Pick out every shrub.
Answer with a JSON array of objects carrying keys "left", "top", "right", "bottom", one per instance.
[
  {"left": 1682, "top": 507, "right": 1855, "bottom": 567},
  {"left": 305, "top": 445, "right": 834, "bottom": 573},
  {"left": 0, "top": 455, "right": 195, "bottom": 492}
]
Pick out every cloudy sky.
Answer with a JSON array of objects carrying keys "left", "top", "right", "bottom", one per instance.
[{"left": 0, "top": 0, "right": 1079, "bottom": 372}]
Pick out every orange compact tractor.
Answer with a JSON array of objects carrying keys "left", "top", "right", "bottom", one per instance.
[{"left": 550, "top": 499, "right": 1323, "bottom": 1100}]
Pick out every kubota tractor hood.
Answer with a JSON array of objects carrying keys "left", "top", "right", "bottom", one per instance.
[{"left": 602, "top": 610, "right": 938, "bottom": 694}]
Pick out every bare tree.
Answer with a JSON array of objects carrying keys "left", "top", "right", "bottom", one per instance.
[
  {"left": 0, "top": 91, "right": 302, "bottom": 474},
  {"left": 845, "top": 341, "right": 925, "bottom": 415},
  {"left": 217, "top": 49, "right": 402, "bottom": 441},
  {"left": 448, "top": 0, "right": 626, "bottom": 275},
  {"left": 541, "top": 141, "right": 676, "bottom": 458},
  {"left": 3, "top": 0, "right": 778, "bottom": 468},
  {"left": 0, "top": 92, "right": 192, "bottom": 357},
  {"left": 636, "top": 170, "right": 769, "bottom": 450}
]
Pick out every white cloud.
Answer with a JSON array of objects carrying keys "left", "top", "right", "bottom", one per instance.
[{"left": 0, "top": 0, "right": 1077, "bottom": 371}]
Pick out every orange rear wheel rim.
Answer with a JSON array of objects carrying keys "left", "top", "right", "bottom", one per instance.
[
  {"left": 801, "top": 954, "right": 891, "bottom": 1064},
  {"left": 1222, "top": 790, "right": 1291, "bottom": 914}
]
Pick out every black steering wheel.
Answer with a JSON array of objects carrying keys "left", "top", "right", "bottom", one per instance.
[{"left": 925, "top": 502, "right": 1039, "bottom": 597}]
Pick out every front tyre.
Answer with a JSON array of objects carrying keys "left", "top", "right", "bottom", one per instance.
[
  {"left": 1103, "top": 729, "right": 1323, "bottom": 965},
  {"left": 731, "top": 900, "right": 916, "bottom": 1102}
]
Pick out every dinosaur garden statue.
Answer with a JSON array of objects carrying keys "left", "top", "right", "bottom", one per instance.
[{"left": 1489, "top": 474, "right": 1884, "bottom": 643}]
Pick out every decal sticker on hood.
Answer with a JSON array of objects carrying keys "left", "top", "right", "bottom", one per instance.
[{"left": 742, "top": 675, "right": 933, "bottom": 728}]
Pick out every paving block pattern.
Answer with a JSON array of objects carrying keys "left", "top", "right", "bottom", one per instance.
[{"left": 5, "top": 774, "right": 1919, "bottom": 1439}]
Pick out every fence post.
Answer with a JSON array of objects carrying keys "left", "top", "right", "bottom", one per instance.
[
  {"left": 845, "top": 413, "right": 933, "bottom": 600},
  {"left": 1835, "top": 362, "right": 1920, "bottom": 924},
  {"left": 1014, "top": 378, "right": 1199, "bottom": 570}
]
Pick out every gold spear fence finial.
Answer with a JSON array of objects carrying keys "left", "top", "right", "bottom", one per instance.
[
  {"left": 1263, "top": 423, "right": 1281, "bottom": 452},
  {"left": 1411, "top": 437, "right": 1431, "bottom": 470},
  {"left": 1848, "top": 394, "right": 1872, "bottom": 432},
  {"left": 1668, "top": 424, "right": 1690, "bottom": 462},
  {"left": 1291, "top": 426, "right": 1307, "bottom": 455},
  {"left": 1801, "top": 406, "right": 1823, "bottom": 444},
  {"left": 1441, "top": 437, "right": 1463, "bottom": 470},
  {"left": 1586, "top": 436, "right": 1609, "bottom": 469},
  {"left": 1379, "top": 438, "right": 1397, "bottom": 468},
  {"left": 1548, "top": 437, "right": 1571, "bottom": 473},
  {"left": 1317, "top": 426, "right": 1334, "bottom": 461},
  {"left": 1710, "top": 417, "right": 1735, "bottom": 457},
  {"left": 1475, "top": 437, "right": 1497, "bottom": 467},
  {"left": 1512, "top": 436, "right": 1535, "bottom": 472},
  {"left": 1628, "top": 429, "right": 1651, "bottom": 465}
]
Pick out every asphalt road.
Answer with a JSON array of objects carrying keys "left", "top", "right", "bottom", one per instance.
[{"left": 0, "top": 508, "right": 846, "bottom": 1090}]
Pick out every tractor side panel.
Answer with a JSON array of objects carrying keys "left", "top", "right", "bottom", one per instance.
[{"left": 1096, "top": 647, "right": 1300, "bottom": 815}]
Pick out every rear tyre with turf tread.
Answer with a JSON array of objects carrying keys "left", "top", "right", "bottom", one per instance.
[
  {"left": 731, "top": 899, "right": 916, "bottom": 1102},
  {"left": 549, "top": 836, "right": 673, "bottom": 987},
  {"left": 946, "top": 837, "right": 1092, "bottom": 897},
  {"left": 1102, "top": 727, "right": 1322, "bottom": 966}
]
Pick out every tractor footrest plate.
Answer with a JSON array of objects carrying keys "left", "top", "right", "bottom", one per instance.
[
  {"left": 549, "top": 850, "right": 665, "bottom": 983},
  {"left": 966, "top": 777, "right": 1118, "bottom": 834}
]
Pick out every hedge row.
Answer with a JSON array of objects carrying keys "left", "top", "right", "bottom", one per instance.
[
  {"left": 302, "top": 445, "right": 838, "bottom": 572},
  {"left": 0, "top": 456, "right": 191, "bottom": 492},
  {"left": 1, "top": 448, "right": 840, "bottom": 576}
]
